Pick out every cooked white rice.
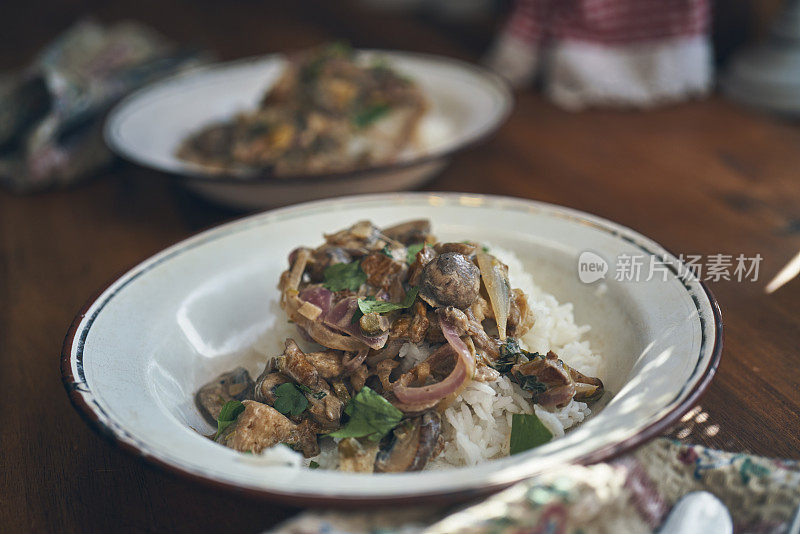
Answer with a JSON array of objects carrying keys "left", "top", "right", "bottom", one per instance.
[{"left": 254, "top": 246, "right": 604, "bottom": 469}]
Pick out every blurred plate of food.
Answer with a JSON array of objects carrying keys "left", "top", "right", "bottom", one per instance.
[{"left": 104, "top": 44, "right": 512, "bottom": 209}]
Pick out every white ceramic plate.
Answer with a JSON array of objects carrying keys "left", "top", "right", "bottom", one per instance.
[
  {"left": 62, "top": 193, "right": 721, "bottom": 505},
  {"left": 104, "top": 52, "right": 512, "bottom": 209}
]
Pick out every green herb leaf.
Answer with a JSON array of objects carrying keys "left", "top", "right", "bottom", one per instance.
[
  {"left": 273, "top": 383, "right": 309, "bottom": 416},
  {"left": 357, "top": 287, "right": 419, "bottom": 315},
  {"left": 327, "top": 386, "right": 403, "bottom": 441},
  {"left": 510, "top": 413, "right": 553, "bottom": 455},
  {"left": 406, "top": 243, "right": 424, "bottom": 264},
  {"left": 323, "top": 261, "right": 367, "bottom": 291},
  {"left": 309, "top": 460, "right": 320, "bottom": 469},
  {"left": 353, "top": 103, "right": 391, "bottom": 129},
  {"left": 215, "top": 400, "right": 245, "bottom": 439}
]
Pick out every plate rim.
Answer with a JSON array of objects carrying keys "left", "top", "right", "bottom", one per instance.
[
  {"left": 61, "top": 192, "right": 723, "bottom": 506},
  {"left": 103, "top": 49, "right": 514, "bottom": 185}
]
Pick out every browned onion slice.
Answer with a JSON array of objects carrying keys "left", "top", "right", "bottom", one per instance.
[{"left": 476, "top": 253, "right": 511, "bottom": 340}]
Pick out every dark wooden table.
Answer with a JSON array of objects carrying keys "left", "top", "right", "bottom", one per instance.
[{"left": 2, "top": 1, "right": 799, "bottom": 532}]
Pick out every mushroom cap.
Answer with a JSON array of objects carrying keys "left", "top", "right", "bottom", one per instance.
[
  {"left": 418, "top": 252, "right": 480, "bottom": 309},
  {"left": 374, "top": 411, "right": 441, "bottom": 472},
  {"left": 194, "top": 367, "right": 254, "bottom": 425}
]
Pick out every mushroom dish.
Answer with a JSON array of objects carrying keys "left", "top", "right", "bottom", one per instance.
[
  {"left": 177, "top": 43, "right": 428, "bottom": 177},
  {"left": 194, "top": 219, "right": 605, "bottom": 472}
]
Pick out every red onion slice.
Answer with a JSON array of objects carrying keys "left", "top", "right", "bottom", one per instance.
[
  {"left": 298, "top": 286, "right": 333, "bottom": 315},
  {"left": 393, "top": 316, "right": 475, "bottom": 404}
]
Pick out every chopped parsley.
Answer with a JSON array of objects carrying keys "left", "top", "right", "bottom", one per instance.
[
  {"left": 323, "top": 261, "right": 367, "bottom": 291},
  {"left": 509, "top": 413, "right": 553, "bottom": 455},
  {"left": 273, "top": 383, "right": 309, "bottom": 416},
  {"left": 328, "top": 386, "right": 403, "bottom": 441},
  {"left": 309, "top": 460, "right": 320, "bottom": 469},
  {"left": 215, "top": 400, "right": 245, "bottom": 439}
]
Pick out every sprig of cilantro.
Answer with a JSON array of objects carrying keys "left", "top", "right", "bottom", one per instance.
[{"left": 327, "top": 386, "right": 403, "bottom": 441}]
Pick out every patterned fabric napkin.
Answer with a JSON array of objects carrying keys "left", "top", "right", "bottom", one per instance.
[
  {"left": 485, "top": 0, "right": 713, "bottom": 110},
  {"left": 270, "top": 439, "right": 800, "bottom": 534},
  {"left": 0, "top": 20, "right": 208, "bottom": 193}
]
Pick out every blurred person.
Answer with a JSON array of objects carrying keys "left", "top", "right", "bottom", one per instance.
[{"left": 486, "top": 0, "right": 713, "bottom": 109}]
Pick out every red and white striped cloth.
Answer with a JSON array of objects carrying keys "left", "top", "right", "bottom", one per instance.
[{"left": 487, "top": 0, "right": 713, "bottom": 110}]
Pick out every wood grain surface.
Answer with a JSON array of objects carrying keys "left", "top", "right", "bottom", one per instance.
[{"left": 1, "top": 1, "right": 799, "bottom": 532}]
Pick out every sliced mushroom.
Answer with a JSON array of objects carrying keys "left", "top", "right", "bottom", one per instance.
[
  {"left": 418, "top": 252, "right": 481, "bottom": 309},
  {"left": 434, "top": 242, "right": 477, "bottom": 257},
  {"left": 511, "top": 351, "right": 604, "bottom": 408},
  {"left": 253, "top": 370, "right": 289, "bottom": 404},
  {"left": 324, "top": 220, "right": 384, "bottom": 254},
  {"left": 195, "top": 367, "right": 254, "bottom": 425},
  {"left": 360, "top": 312, "right": 390, "bottom": 337},
  {"left": 304, "top": 390, "right": 345, "bottom": 431},
  {"left": 536, "top": 384, "right": 577, "bottom": 408},
  {"left": 381, "top": 219, "right": 432, "bottom": 245},
  {"left": 374, "top": 412, "right": 441, "bottom": 472},
  {"left": 330, "top": 379, "right": 352, "bottom": 403},
  {"left": 511, "top": 353, "right": 572, "bottom": 408},
  {"left": 465, "top": 307, "right": 501, "bottom": 360},
  {"left": 437, "top": 307, "right": 470, "bottom": 336},
  {"left": 407, "top": 302, "right": 430, "bottom": 343},
  {"left": 338, "top": 437, "right": 379, "bottom": 472},
  {"left": 407, "top": 245, "right": 436, "bottom": 286},
  {"left": 507, "top": 288, "right": 534, "bottom": 337},
  {"left": 569, "top": 368, "right": 605, "bottom": 402},
  {"left": 304, "top": 349, "right": 345, "bottom": 379},
  {"left": 276, "top": 339, "right": 344, "bottom": 429},
  {"left": 276, "top": 339, "right": 327, "bottom": 391}
]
